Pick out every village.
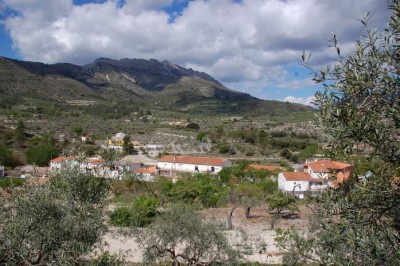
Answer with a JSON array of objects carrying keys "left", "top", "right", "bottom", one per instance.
[{"left": 1, "top": 131, "right": 353, "bottom": 200}]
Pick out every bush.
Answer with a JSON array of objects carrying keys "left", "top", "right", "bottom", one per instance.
[
  {"left": 109, "top": 207, "right": 132, "bottom": 227},
  {"left": 0, "top": 178, "right": 25, "bottom": 188},
  {"left": 196, "top": 131, "right": 206, "bottom": 142},
  {"left": 0, "top": 169, "right": 111, "bottom": 265},
  {"left": 186, "top": 122, "right": 200, "bottom": 130},
  {"left": 26, "top": 144, "right": 58, "bottom": 166},
  {"left": 160, "top": 174, "right": 227, "bottom": 208},
  {"left": 131, "top": 196, "right": 159, "bottom": 227}
]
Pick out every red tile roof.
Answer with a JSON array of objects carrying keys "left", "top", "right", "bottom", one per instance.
[
  {"left": 246, "top": 165, "right": 282, "bottom": 171},
  {"left": 282, "top": 172, "right": 313, "bottom": 181},
  {"left": 135, "top": 166, "right": 157, "bottom": 174},
  {"left": 159, "top": 155, "right": 227, "bottom": 166},
  {"left": 50, "top": 156, "right": 69, "bottom": 163},
  {"left": 305, "top": 160, "right": 351, "bottom": 172}
]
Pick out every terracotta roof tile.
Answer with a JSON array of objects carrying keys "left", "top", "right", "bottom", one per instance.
[
  {"left": 282, "top": 172, "right": 313, "bottom": 181},
  {"left": 135, "top": 166, "right": 157, "bottom": 174},
  {"left": 50, "top": 156, "right": 69, "bottom": 163},
  {"left": 305, "top": 160, "right": 351, "bottom": 172},
  {"left": 159, "top": 155, "right": 227, "bottom": 166}
]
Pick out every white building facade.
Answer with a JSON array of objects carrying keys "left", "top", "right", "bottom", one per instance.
[{"left": 157, "top": 155, "right": 232, "bottom": 177}]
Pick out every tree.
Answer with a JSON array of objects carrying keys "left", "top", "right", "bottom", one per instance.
[
  {"left": 235, "top": 181, "right": 263, "bottom": 219},
  {"left": 0, "top": 169, "right": 111, "bottom": 264},
  {"left": 14, "top": 119, "right": 26, "bottom": 148},
  {"left": 0, "top": 145, "right": 13, "bottom": 167},
  {"left": 72, "top": 126, "right": 83, "bottom": 136},
  {"left": 276, "top": 2, "right": 400, "bottom": 264},
  {"left": 122, "top": 135, "right": 135, "bottom": 155},
  {"left": 26, "top": 143, "right": 58, "bottom": 166},
  {"left": 135, "top": 204, "right": 241, "bottom": 265},
  {"left": 268, "top": 191, "right": 298, "bottom": 216},
  {"left": 268, "top": 191, "right": 298, "bottom": 230}
]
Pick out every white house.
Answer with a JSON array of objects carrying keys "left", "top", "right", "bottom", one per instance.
[
  {"left": 278, "top": 172, "right": 313, "bottom": 199},
  {"left": 304, "top": 159, "right": 351, "bottom": 185},
  {"left": 278, "top": 160, "right": 352, "bottom": 198},
  {"left": 49, "top": 156, "right": 79, "bottom": 172},
  {"left": 157, "top": 155, "right": 232, "bottom": 177},
  {"left": 134, "top": 166, "right": 157, "bottom": 182}
]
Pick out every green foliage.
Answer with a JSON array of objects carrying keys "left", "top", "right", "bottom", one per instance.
[
  {"left": 26, "top": 143, "right": 59, "bottom": 166},
  {"left": 0, "top": 177, "right": 25, "bottom": 188},
  {"left": 88, "top": 251, "right": 125, "bottom": 266},
  {"left": 258, "top": 178, "right": 278, "bottom": 194},
  {"left": 196, "top": 131, "right": 206, "bottom": 142},
  {"left": 298, "top": 143, "right": 319, "bottom": 161},
  {"left": 267, "top": 191, "right": 298, "bottom": 215},
  {"left": 0, "top": 145, "right": 14, "bottom": 167},
  {"left": 109, "top": 196, "right": 159, "bottom": 227},
  {"left": 122, "top": 135, "right": 135, "bottom": 155},
  {"left": 235, "top": 182, "right": 264, "bottom": 218},
  {"left": 280, "top": 148, "right": 292, "bottom": 160},
  {"left": 0, "top": 169, "right": 111, "bottom": 265},
  {"left": 131, "top": 196, "right": 160, "bottom": 227},
  {"left": 276, "top": 2, "right": 400, "bottom": 264},
  {"left": 72, "top": 126, "right": 83, "bottom": 136},
  {"left": 109, "top": 207, "right": 132, "bottom": 227},
  {"left": 14, "top": 119, "right": 26, "bottom": 148},
  {"left": 161, "top": 174, "right": 227, "bottom": 208},
  {"left": 136, "top": 204, "right": 241, "bottom": 265}
]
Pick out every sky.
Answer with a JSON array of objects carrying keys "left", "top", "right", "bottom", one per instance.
[{"left": 0, "top": 0, "right": 390, "bottom": 106}]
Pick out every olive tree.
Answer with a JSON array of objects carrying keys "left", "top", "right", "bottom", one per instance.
[
  {"left": 276, "top": 1, "right": 400, "bottom": 265},
  {"left": 135, "top": 204, "right": 241, "bottom": 265},
  {"left": 0, "top": 169, "right": 111, "bottom": 265}
]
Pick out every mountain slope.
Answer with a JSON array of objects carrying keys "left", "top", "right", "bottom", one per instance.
[{"left": 0, "top": 56, "right": 312, "bottom": 116}]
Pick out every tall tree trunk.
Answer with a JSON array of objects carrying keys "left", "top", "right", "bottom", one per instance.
[{"left": 226, "top": 204, "right": 237, "bottom": 230}]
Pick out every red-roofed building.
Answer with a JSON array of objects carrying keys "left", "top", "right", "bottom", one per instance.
[
  {"left": 50, "top": 156, "right": 78, "bottom": 172},
  {"left": 157, "top": 155, "right": 231, "bottom": 177},
  {"left": 304, "top": 159, "right": 351, "bottom": 184},
  {"left": 278, "top": 172, "right": 314, "bottom": 199},
  {"left": 134, "top": 166, "right": 157, "bottom": 182},
  {"left": 278, "top": 159, "right": 352, "bottom": 198}
]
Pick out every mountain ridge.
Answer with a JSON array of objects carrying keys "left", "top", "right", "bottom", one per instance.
[{"left": 0, "top": 56, "right": 312, "bottom": 116}]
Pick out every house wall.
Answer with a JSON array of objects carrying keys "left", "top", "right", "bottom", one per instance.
[
  {"left": 307, "top": 168, "right": 329, "bottom": 179},
  {"left": 278, "top": 173, "right": 286, "bottom": 191},
  {"left": 278, "top": 173, "right": 309, "bottom": 199},
  {"left": 285, "top": 180, "right": 310, "bottom": 193},
  {"left": 157, "top": 162, "right": 225, "bottom": 173}
]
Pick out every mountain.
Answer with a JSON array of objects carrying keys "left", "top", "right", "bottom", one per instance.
[{"left": 0, "top": 56, "right": 312, "bottom": 116}]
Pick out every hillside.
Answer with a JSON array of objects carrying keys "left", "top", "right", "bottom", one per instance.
[{"left": 0, "top": 56, "right": 312, "bottom": 116}]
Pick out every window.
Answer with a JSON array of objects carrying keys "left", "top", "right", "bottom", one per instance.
[
  {"left": 211, "top": 166, "right": 215, "bottom": 172},
  {"left": 195, "top": 166, "right": 199, "bottom": 171}
]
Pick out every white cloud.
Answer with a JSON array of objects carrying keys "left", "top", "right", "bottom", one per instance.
[
  {"left": 284, "top": 96, "right": 316, "bottom": 107},
  {"left": 2, "top": 0, "right": 390, "bottom": 98}
]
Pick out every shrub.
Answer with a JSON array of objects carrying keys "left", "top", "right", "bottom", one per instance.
[
  {"left": 131, "top": 196, "right": 160, "bottom": 227},
  {"left": 26, "top": 144, "right": 58, "bottom": 166},
  {"left": 0, "top": 178, "right": 25, "bottom": 188},
  {"left": 109, "top": 207, "right": 132, "bottom": 227}
]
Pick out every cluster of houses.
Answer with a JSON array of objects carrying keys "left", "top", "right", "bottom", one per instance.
[{"left": 47, "top": 153, "right": 352, "bottom": 199}]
